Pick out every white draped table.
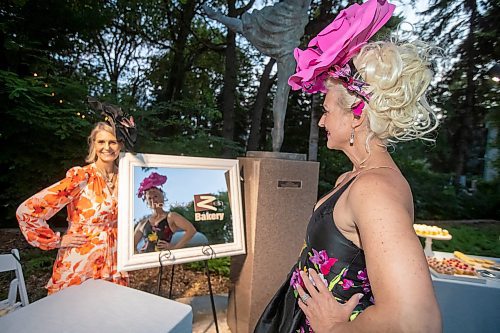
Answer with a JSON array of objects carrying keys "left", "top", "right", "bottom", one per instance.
[
  {"left": 431, "top": 251, "right": 500, "bottom": 333},
  {"left": 0, "top": 279, "right": 193, "bottom": 333}
]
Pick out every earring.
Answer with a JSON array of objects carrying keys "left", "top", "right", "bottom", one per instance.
[{"left": 349, "top": 128, "right": 355, "bottom": 146}]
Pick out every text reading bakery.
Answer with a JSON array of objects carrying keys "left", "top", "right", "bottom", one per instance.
[{"left": 193, "top": 194, "right": 224, "bottom": 221}]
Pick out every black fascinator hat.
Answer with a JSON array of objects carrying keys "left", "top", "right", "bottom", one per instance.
[{"left": 87, "top": 97, "right": 137, "bottom": 151}]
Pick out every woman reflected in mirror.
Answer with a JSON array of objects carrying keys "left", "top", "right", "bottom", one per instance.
[{"left": 134, "top": 172, "right": 196, "bottom": 253}]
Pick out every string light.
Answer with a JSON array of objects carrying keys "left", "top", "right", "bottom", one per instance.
[
  {"left": 44, "top": 84, "right": 48, "bottom": 88},
  {"left": 33, "top": 73, "right": 38, "bottom": 77},
  {"left": 76, "top": 112, "right": 81, "bottom": 116},
  {"left": 59, "top": 99, "right": 63, "bottom": 104},
  {"left": 51, "top": 92, "right": 55, "bottom": 96}
]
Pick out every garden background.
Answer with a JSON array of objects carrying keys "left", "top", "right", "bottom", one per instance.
[{"left": 1, "top": 0, "right": 499, "bottom": 301}]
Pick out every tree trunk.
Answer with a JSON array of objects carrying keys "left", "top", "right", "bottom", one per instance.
[
  {"left": 247, "top": 58, "right": 276, "bottom": 151},
  {"left": 454, "top": 0, "right": 478, "bottom": 180},
  {"left": 308, "top": 93, "right": 322, "bottom": 161},
  {"left": 221, "top": 1, "right": 238, "bottom": 157},
  {"left": 110, "top": 72, "right": 118, "bottom": 98},
  {"left": 164, "top": 0, "right": 196, "bottom": 102}
]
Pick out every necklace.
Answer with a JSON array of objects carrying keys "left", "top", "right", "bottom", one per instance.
[{"left": 96, "top": 166, "right": 117, "bottom": 191}]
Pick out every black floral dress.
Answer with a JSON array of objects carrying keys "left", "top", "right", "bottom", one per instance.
[
  {"left": 141, "top": 217, "right": 174, "bottom": 252},
  {"left": 254, "top": 178, "right": 374, "bottom": 333}
]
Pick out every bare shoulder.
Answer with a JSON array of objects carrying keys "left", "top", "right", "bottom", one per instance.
[
  {"left": 135, "top": 217, "right": 149, "bottom": 232},
  {"left": 347, "top": 168, "right": 414, "bottom": 227},
  {"left": 350, "top": 168, "right": 411, "bottom": 204},
  {"left": 167, "top": 211, "right": 181, "bottom": 222}
]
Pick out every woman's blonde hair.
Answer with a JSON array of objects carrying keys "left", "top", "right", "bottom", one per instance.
[
  {"left": 85, "top": 122, "right": 117, "bottom": 163},
  {"left": 325, "top": 40, "right": 439, "bottom": 146}
]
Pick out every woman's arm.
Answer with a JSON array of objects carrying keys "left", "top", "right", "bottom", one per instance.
[
  {"left": 168, "top": 212, "right": 196, "bottom": 249},
  {"left": 16, "top": 166, "right": 89, "bottom": 250},
  {"left": 298, "top": 172, "right": 441, "bottom": 333},
  {"left": 133, "top": 219, "right": 148, "bottom": 251},
  {"left": 333, "top": 172, "right": 441, "bottom": 332}
]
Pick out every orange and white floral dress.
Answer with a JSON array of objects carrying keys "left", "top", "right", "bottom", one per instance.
[{"left": 16, "top": 163, "right": 129, "bottom": 294}]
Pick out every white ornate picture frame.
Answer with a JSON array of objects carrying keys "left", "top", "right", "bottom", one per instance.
[{"left": 117, "top": 152, "right": 245, "bottom": 271}]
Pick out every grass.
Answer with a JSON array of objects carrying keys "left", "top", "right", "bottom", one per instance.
[
  {"left": 185, "top": 257, "right": 230, "bottom": 277},
  {"left": 19, "top": 248, "right": 57, "bottom": 276},
  {"left": 421, "top": 222, "right": 500, "bottom": 258}
]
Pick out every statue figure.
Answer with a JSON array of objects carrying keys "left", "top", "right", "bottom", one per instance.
[{"left": 203, "top": 0, "right": 311, "bottom": 152}]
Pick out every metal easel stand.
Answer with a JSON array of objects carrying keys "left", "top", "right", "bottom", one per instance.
[
  {"left": 202, "top": 245, "right": 220, "bottom": 333},
  {"left": 156, "top": 246, "right": 220, "bottom": 333},
  {"left": 156, "top": 250, "right": 174, "bottom": 297}
]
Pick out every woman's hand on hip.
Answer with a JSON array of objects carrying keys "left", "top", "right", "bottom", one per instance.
[
  {"left": 297, "top": 268, "right": 363, "bottom": 333},
  {"left": 59, "top": 234, "right": 88, "bottom": 248}
]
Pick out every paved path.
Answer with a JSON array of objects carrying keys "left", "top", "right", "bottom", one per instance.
[{"left": 176, "top": 294, "right": 231, "bottom": 333}]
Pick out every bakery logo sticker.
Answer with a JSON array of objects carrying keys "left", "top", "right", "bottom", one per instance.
[{"left": 193, "top": 194, "right": 224, "bottom": 221}]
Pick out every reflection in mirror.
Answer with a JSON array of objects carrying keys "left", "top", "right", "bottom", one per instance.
[
  {"left": 118, "top": 153, "right": 245, "bottom": 271},
  {"left": 133, "top": 167, "right": 235, "bottom": 252}
]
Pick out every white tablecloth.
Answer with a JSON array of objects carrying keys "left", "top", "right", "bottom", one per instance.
[
  {"left": 431, "top": 252, "right": 500, "bottom": 333},
  {"left": 0, "top": 279, "right": 193, "bottom": 333}
]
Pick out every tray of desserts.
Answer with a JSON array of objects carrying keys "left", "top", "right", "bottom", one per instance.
[
  {"left": 414, "top": 224, "right": 452, "bottom": 240},
  {"left": 453, "top": 251, "right": 499, "bottom": 270},
  {"left": 426, "top": 256, "right": 486, "bottom": 283},
  {"left": 427, "top": 251, "right": 500, "bottom": 283}
]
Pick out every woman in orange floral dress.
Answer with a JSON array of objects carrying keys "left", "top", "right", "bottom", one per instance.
[{"left": 16, "top": 119, "right": 133, "bottom": 295}]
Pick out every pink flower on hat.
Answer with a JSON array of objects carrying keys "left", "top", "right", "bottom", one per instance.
[
  {"left": 137, "top": 172, "right": 167, "bottom": 198},
  {"left": 288, "top": 0, "right": 395, "bottom": 94}
]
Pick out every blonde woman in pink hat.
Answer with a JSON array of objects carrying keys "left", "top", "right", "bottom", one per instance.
[
  {"left": 254, "top": 1, "right": 441, "bottom": 332},
  {"left": 134, "top": 172, "right": 196, "bottom": 253}
]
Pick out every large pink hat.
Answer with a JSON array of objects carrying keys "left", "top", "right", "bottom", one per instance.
[
  {"left": 137, "top": 172, "right": 167, "bottom": 198},
  {"left": 288, "top": 0, "right": 395, "bottom": 94}
]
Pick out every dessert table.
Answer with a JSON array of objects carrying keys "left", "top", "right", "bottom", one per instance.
[
  {"left": 0, "top": 279, "right": 193, "bottom": 333},
  {"left": 431, "top": 251, "right": 500, "bottom": 333}
]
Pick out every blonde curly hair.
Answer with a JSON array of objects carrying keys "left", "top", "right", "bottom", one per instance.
[{"left": 325, "top": 40, "right": 439, "bottom": 146}]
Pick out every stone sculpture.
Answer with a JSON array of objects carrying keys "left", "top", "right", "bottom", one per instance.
[{"left": 204, "top": 0, "right": 311, "bottom": 151}]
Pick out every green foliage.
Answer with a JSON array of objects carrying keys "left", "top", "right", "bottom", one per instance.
[
  {"left": 314, "top": 140, "right": 500, "bottom": 219},
  {"left": 395, "top": 157, "right": 460, "bottom": 219},
  {"left": 456, "top": 180, "right": 500, "bottom": 219},
  {"left": 0, "top": 0, "right": 111, "bottom": 227},
  {"left": 0, "top": 0, "right": 498, "bottom": 230},
  {"left": 21, "top": 248, "right": 57, "bottom": 276},
  {"left": 0, "top": 70, "right": 92, "bottom": 227},
  {"left": 418, "top": 0, "right": 500, "bottom": 177},
  {"left": 426, "top": 223, "right": 500, "bottom": 258},
  {"left": 185, "top": 257, "right": 230, "bottom": 277},
  {"left": 135, "top": 100, "right": 244, "bottom": 158},
  {"left": 394, "top": 148, "right": 500, "bottom": 220},
  {"left": 316, "top": 146, "right": 351, "bottom": 197}
]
